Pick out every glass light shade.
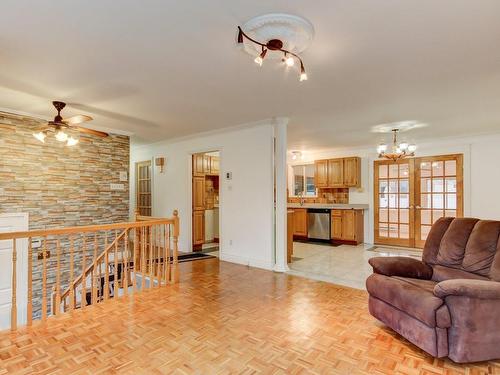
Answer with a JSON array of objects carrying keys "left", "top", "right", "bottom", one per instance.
[
  {"left": 408, "top": 144, "right": 417, "bottom": 152},
  {"left": 254, "top": 56, "right": 263, "bottom": 66},
  {"left": 399, "top": 142, "right": 409, "bottom": 151},
  {"left": 66, "top": 137, "right": 79, "bottom": 146},
  {"left": 33, "top": 131, "right": 46, "bottom": 143},
  {"left": 291, "top": 153, "right": 297, "bottom": 160},
  {"left": 395, "top": 147, "right": 402, "bottom": 154},
  {"left": 55, "top": 130, "right": 68, "bottom": 142},
  {"left": 299, "top": 72, "right": 308, "bottom": 81},
  {"left": 377, "top": 144, "right": 387, "bottom": 154},
  {"left": 285, "top": 56, "right": 295, "bottom": 67}
]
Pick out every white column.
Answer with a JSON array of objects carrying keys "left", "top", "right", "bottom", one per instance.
[{"left": 273, "top": 117, "right": 289, "bottom": 272}]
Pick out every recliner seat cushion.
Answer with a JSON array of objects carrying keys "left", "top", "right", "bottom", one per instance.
[{"left": 366, "top": 274, "right": 449, "bottom": 328}]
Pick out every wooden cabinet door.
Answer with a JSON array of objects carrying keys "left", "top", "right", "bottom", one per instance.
[
  {"left": 293, "top": 208, "right": 308, "bottom": 236},
  {"left": 210, "top": 156, "right": 220, "bottom": 174},
  {"left": 343, "top": 157, "right": 361, "bottom": 188},
  {"left": 328, "top": 159, "right": 344, "bottom": 187},
  {"left": 193, "top": 154, "right": 205, "bottom": 176},
  {"left": 193, "top": 176, "right": 205, "bottom": 211},
  {"left": 203, "top": 155, "right": 211, "bottom": 173},
  {"left": 331, "top": 210, "right": 343, "bottom": 239},
  {"left": 193, "top": 210, "right": 205, "bottom": 246},
  {"left": 342, "top": 210, "right": 356, "bottom": 241},
  {"left": 315, "top": 160, "right": 328, "bottom": 188}
]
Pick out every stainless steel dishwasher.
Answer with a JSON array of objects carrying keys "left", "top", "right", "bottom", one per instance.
[{"left": 307, "top": 208, "right": 331, "bottom": 240}]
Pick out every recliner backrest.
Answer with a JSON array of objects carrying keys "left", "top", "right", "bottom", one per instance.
[{"left": 423, "top": 217, "right": 500, "bottom": 281}]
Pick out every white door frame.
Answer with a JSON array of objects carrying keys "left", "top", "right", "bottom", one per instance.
[{"left": 0, "top": 212, "right": 29, "bottom": 330}]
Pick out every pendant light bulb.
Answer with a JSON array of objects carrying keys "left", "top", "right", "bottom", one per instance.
[
  {"left": 55, "top": 130, "right": 68, "bottom": 142},
  {"left": 284, "top": 53, "right": 295, "bottom": 67},
  {"left": 66, "top": 136, "right": 79, "bottom": 146},
  {"left": 254, "top": 48, "right": 267, "bottom": 66},
  {"left": 33, "top": 131, "right": 46, "bottom": 143},
  {"left": 299, "top": 61, "right": 307, "bottom": 81}
]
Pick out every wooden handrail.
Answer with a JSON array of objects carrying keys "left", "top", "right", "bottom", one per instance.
[{"left": 0, "top": 219, "right": 174, "bottom": 240}]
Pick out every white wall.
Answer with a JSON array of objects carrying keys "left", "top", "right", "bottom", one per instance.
[
  {"left": 130, "top": 121, "right": 278, "bottom": 270},
  {"left": 288, "top": 132, "right": 500, "bottom": 244}
]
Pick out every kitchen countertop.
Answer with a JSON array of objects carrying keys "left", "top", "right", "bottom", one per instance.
[{"left": 287, "top": 203, "right": 369, "bottom": 210}]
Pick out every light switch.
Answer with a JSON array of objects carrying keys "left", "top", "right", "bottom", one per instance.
[{"left": 119, "top": 171, "right": 128, "bottom": 181}]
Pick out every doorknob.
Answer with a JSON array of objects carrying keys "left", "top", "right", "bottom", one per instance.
[{"left": 415, "top": 205, "right": 421, "bottom": 209}]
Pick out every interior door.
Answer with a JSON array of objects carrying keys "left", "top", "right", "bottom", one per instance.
[
  {"left": 374, "top": 159, "right": 415, "bottom": 247},
  {"left": 0, "top": 213, "right": 28, "bottom": 330},
  {"left": 414, "top": 154, "right": 463, "bottom": 248}
]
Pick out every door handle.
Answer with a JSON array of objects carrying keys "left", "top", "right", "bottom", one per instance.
[{"left": 415, "top": 205, "right": 421, "bottom": 209}]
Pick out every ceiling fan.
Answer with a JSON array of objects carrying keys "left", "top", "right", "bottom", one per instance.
[{"left": 32, "top": 101, "right": 108, "bottom": 146}]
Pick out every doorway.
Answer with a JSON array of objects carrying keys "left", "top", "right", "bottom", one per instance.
[
  {"left": 192, "top": 151, "right": 220, "bottom": 255},
  {"left": 374, "top": 154, "right": 463, "bottom": 248}
]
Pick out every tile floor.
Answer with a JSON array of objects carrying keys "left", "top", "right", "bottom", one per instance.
[{"left": 287, "top": 241, "right": 422, "bottom": 290}]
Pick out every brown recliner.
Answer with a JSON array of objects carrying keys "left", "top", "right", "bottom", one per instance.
[{"left": 366, "top": 217, "right": 500, "bottom": 363}]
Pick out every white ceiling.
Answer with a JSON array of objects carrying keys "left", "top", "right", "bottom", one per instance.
[{"left": 1, "top": 1, "right": 500, "bottom": 151}]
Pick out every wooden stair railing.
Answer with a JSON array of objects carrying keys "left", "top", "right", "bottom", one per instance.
[{"left": 0, "top": 210, "right": 179, "bottom": 331}]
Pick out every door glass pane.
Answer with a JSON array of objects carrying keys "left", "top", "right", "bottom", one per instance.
[
  {"left": 389, "top": 179, "right": 398, "bottom": 193},
  {"left": 445, "top": 178, "right": 456, "bottom": 193},
  {"left": 445, "top": 160, "right": 456, "bottom": 176},
  {"left": 379, "top": 180, "right": 388, "bottom": 194},
  {"left": 421, "top": 194, "right": 432, "bottom": 208},
  {"left": 432, "top": 210, "right": 444, "bottom": 223},
  {"left": 379, "top": 208, "right": 388, "bottom": 222},
  {"left": 379, "top": 164, "right": 388, "bottom": 178},
  {"left": 400, "top": 209, "right": 409, "bottom": 224},
  {"left": 400, "top": 179, "right": 409, "bottom": 193},
  {"left": 420, "top": 162, "right": 431, "bottom": 177},
  {"left": 389, "top": 194, "right": 398, "bottom": 208},
  {"left": 400, "top": 224, "right": 409, "bottom": 239},
  {"left": 432, "top": 161, "right": 444, "bottom": 176},
  {"left": 421, "top": 225, "right": 431, "bottom": 241},
  {"left": 421, "top": 178, "right": 431, "bottom": 193},
  {"left": 421, "top": 209, "right": 432, "bottom": 225},
  {"left": 432, "top": 178, "right": 444, "bottom": 193},
  {"left": 445, "top": 210, "right": 456, "bottom": 218},
  {"left": 446, "top": 194, "right": 457, "bottom": 209},
  {"left": 389, "top": 209, "right": 398, "bottom": 223},
  {"left": 379, "top": 223, "right": 389, "bottom": 237},
  {"left": 379, "top": 194, "right": 388, "bottom": 208},
  {"left": 433, "top": 194, "right": 444, "bottom": 209},
  {"left": 389, "top": 164, "right": 399, "bottom": 178},
  {"left": 399, "top": 194, "right": 409, "bottom": 208},
  {"left": 399, "top": 164, "right": 409, "bottom": 177}
]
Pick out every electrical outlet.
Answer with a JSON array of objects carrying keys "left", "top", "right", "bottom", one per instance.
[
  {"left": 110, "top": 183, "right": 125, "bottom": 191},
  {"left": 37, "top": 250, "right": 50, "bottom": 260}
]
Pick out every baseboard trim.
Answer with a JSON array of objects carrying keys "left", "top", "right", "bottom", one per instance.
[{"left": 219, "top": 252, "right": 274, "bottom": 271}]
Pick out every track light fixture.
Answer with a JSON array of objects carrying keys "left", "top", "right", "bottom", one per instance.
[{"left": 237, "top": 26, "right": 308, "bottom": 81}]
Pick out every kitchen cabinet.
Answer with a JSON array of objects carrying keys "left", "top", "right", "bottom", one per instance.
[
  {"left": 287, "top": 210, "right": 294, "bottom": 263},
  {"left": 343, "top": 157, "right": 361, "bottom": 188},
  {"left": 293, "top": 208, "right": 308, "bottom": 237},
  {"left": 314, "top": 157, "right": 361, "bottom": 188},
  {"left": 193, "top": 176, "right": 205, "bottom": 211},
  {"left": 193, "top": 210, "right": 205, "bottom": 246},
  {"left": 315, "top": 160, "right": 328, "bottom": 188},
  {"left": 193, "top": 153, "right": 205, "bottom": 176},
  {"left": 210, "top": 156, "right": 220, "bottom": 174},
  {"left": 203, "top": 155, "right": 211, "bottom": 174},
  {"left": 330, "top": 209, "right": 364, "bottom": 244},
  {"left": 328, "top": 159, "right": 344, "bottom": 187}
]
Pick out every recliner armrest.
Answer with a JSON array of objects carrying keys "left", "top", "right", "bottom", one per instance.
[
  {"left": 368, "top": 256, "right": 433, "bottom": 279},
  {"left": 434, "top": 279, "right": 500, "bottom": 300}
]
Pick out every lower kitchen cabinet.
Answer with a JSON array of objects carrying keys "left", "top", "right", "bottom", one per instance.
[
  {"left": 331, "top": 209, "right": 364, "bottom": 244},
  {"left": 293, "top": 208, "right": 308, "bottom": 237},
  {"left": 193, "top": 210, "right": 205, "bottom": 247}
]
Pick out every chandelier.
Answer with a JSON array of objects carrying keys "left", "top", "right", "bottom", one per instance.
[
  {"left": 377, "top": 129, "right": 417, "bottom": 161},
  {"left": 237, "top": 26, "right": 308, "bottom": 82}
]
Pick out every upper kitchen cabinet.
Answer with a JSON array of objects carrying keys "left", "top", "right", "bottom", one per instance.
[
  {"left": 314, "top": 156, "right": 361, "bottom": 188},
  {"left": 328, "top": 159, "right": 344, "bottom": 187},
  {"left": 203, "top": 154, "right": 211, "bottom": 174},
  {"left": 210, "top": 156, "right": 220, "bottom": 175},
  {"left": 343, "top": 157, "right": 361, "bottom": 188},
  {"left": 193, "top": 153, "right": 205, "bottom": 176},
  {"left": 314, "top": 160, "right": 329, "bottom": 188}
]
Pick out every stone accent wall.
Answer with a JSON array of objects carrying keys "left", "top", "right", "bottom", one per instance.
[{"left": 0, "top": 112, "right": 130, "bottom": 318}]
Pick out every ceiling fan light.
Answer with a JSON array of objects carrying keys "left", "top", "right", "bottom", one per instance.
[
  {"left": 55, "top": 130, "right": 68, "bottom": 142},
  {"left": 408, "top": 144, "right": 417, "bottom": 152},
  {"left": 33, "top": 131, "right": 46, "bottom": 143},
  {"left": 66, "top": 137, "right": 79, "bottom": 147}
]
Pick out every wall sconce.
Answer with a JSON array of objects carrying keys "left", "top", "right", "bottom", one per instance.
[{"left": 155, "top": 157, "right": 165, "bottom": 173}]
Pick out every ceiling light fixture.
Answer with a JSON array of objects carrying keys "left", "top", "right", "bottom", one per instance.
[
  {"left": 377, "top": 129, "right": 416, "bottom": 161},
  {"left": 291, "top": 151, "right": 304, "bottom": 160},
  {"left": 237, "top": 26, "right": 308, "bottom": 81}
]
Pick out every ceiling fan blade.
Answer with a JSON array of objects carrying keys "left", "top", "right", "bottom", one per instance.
[
  {"left": 75, "top": 126, "right": 109, "bottom": 138},
  {"left": 63, "top": 114, "right": 93, "bottom": 125}
]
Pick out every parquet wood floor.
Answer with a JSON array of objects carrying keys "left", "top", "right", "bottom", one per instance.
[{"left": 1, "top": 259, "right": 499, "bottom": 374}]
